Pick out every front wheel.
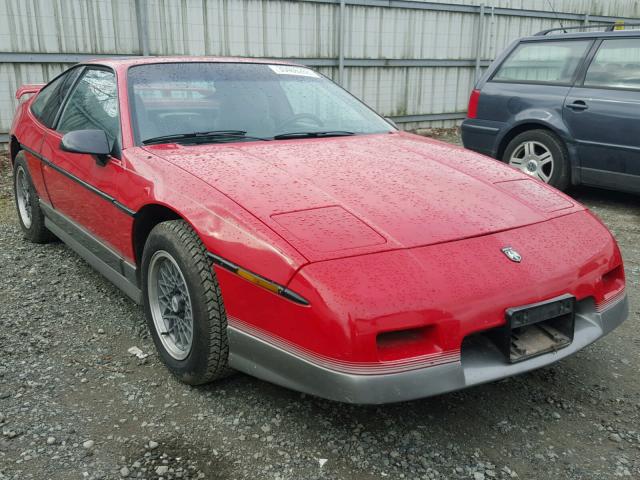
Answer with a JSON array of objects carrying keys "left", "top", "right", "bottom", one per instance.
[
  {"left": 141, "top": 220, "right": 231, "bottom": 385},
  {"left": 502, "top": 129, "right": 570, "bottom": 191}
]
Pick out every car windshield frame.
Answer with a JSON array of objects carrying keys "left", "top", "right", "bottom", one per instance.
[{"left": 126, "top": 61, "right": 394, "bottom": 146}]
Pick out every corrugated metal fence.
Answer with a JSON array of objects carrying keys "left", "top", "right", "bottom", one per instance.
[{"left": 1, "top": 0, "right": 640, "bottom": 144}]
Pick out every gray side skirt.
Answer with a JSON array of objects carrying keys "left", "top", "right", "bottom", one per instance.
[{"left": 40, "top": 201, "right": 141, "bottom": 304}]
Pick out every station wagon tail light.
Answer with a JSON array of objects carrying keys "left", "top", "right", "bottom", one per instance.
[{"left": 467, "top": 89, "right": 481, "bottom": 119}]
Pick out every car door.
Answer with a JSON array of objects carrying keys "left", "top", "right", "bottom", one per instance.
[
  {"left": 20, "top": 67, "right": 84, "bottom": 205},
  {"left": 564, "top": 37, "right": 640, "bottom": 193},
  {"left": 39, "top": 67, "right": 136, "bottom": 264}
]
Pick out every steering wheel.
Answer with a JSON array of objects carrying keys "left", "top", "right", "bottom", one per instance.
[{"left": 276, "top": 113, "right": 324, "bottom": 132}]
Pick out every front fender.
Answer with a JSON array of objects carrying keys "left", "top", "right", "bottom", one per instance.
[{"left": 120, "top": 147, "right": 308, "bottom": 287}]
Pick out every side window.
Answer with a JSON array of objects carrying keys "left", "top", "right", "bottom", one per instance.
[
  {"left": 30, "top": 68, "right": 82, "bottom": 128},
  {"left": 584, "top": 38, "right": 640, "bottom": 90},
  {"left": 493, "top": 40, "right": 591, "bottom": 84},
  {"left": 57, "top": 69, "right": 120, "bottom": 144}
]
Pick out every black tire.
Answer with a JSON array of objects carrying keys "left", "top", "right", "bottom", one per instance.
[
  {"left": 502, "top": 129, "right": 570, "bottom": 191},
  {"left": 13, "top": 152, "right": 55, "bottom": 243},
  {"left": 141, "top": 220, "right": 231, "bottom": 385}
]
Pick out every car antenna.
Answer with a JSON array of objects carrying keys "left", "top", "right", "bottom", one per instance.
[{"left": 546, "top": 0, "right": 568, "bottom": 33}]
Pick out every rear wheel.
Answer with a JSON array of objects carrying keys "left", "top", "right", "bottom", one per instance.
[
  {"left": 13, "top": 152, "right": 54, "bottom": 243},
  {"left": 502, "top": 129, "right": 570, "bottom": 191},
  {"left": 141, "top": 220, "right": 231, "bottom": 385}
]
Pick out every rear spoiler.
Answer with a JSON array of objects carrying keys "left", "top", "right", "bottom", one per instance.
[{"left": 15, "top": 84, "right": 45, "bottom": 100}]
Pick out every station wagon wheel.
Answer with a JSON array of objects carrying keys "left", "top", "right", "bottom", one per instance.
[
  {"left": 502, "top": 129, "right": 570, "bottom": 191},
  {"left": 509, "top": 141, "right": 554, "bottom": 183},
  {"left": 141, "top": 220, "right": 231, "bottom": 385},
  {"left": 12, "top": 152, "right": 55, "bottom": 243}
]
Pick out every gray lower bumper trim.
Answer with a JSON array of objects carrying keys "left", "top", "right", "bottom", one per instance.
[
  {"left": 460, "top": 123, "right": 500, "bottom": 134},
  {"left": 227, "top": 295, "right": 629, "bottom": 404}
]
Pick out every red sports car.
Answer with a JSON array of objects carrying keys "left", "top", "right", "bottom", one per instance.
[{"left": 10, "top": 57, "right": 628, "bottom": 404}]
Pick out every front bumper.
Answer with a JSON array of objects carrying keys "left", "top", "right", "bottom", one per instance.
[{"left": 228, "top": 294, "right": 628, "bottom": 404}]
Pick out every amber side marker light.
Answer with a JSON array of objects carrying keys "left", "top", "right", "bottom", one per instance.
[{"left": 207, "top": 252, "right": 309, "bottom": 305}]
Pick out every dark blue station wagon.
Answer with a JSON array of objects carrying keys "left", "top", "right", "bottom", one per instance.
[{"left": 462, "top": 27, "right": 640, "bottom": 194}]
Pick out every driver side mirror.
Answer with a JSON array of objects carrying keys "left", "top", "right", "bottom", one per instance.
[{"left": 61, "top": 129, "right": 112, "bottom": 165}]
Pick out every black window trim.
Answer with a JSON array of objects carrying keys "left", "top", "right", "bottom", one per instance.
[
  {"left": 49, "top": 65, "right": 86, "bottom": 129},
  {"left": 55, "top": 64, "right": 123, "bottom": 159},
  {"left": 573, "top": 39, "right": 602, "bottom": 86},
  {"left": 487, "top": 38, "right": 596, "bottom": 88},
  {"left": 29, "top": 65, "right": 85, "bottom": 128},
  {"left": 29, "top": 70, "right": 64, "bottom": 122},
  {"left": 576, "top": 36, "right": 640, "bottom": 93}
]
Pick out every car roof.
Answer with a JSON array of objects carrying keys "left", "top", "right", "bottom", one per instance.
[
  {"left": 83, "top": 56, "right": 305, "bottom": 70},
  {"left": 521, "top": 28, "right": 640, "bottom": 42}
]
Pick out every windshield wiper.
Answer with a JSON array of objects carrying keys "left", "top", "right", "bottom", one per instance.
[
  {"left": 142, "top": 130, "right": 269, "bottom": 145},
  {"left": 273, "top": 131, "right": 355, "bottom": 140}
]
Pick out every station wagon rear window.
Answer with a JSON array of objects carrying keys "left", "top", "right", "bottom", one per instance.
[{"left": 493, "top": 40, "right": 591, "bottom": 84}]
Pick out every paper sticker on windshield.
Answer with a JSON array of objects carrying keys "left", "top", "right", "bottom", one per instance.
[{"left": 269, "top": 65, "right": 319, "bottom": 78}]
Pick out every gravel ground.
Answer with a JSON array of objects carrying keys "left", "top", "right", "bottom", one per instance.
[{"left": 0, "top": 136, "right": 638, "bottom": 480}]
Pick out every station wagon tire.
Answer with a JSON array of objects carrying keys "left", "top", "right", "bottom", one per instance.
[
  {"left": 502, "top": 129, "right": 570, "bottom": 191},
  {"left": 13, "top": 152, "right": 55, "bottom": 243},
  {"left": 141, "top": 220, "right": 231, "bottom": 385}
]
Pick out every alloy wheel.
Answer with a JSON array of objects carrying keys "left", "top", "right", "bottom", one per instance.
[
  {"left": 147, "top": 250, "right": 194, "bottom": 360},
  {"left": 509, "top": 140, "right": 554, "bottom": 183}
]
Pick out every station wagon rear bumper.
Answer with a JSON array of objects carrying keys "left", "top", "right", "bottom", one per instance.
[
  {"left": 227, "top": 293, "right": 628, "bottom": 404},
  {"left": 461, "top": 119, "right": 503, "bottom": 157}
]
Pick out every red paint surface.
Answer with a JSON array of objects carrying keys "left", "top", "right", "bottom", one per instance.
[
  {"left": 41, "top": 129, "right": 135, "bottom": 260},
  {"left": 148, "top": 133, "right": 582, "bottom": 262}
]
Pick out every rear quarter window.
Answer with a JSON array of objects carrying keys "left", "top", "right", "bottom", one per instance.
[
  {"left": 30, "top": 67, "right": 82, "bottom": 128},
  {"left": 492, "top": 40, "right": 591, "bottom": 85}
]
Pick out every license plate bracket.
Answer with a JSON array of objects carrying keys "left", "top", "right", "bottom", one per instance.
[{"left": 500, "top": 294, "right": 575, "bottom": 363}]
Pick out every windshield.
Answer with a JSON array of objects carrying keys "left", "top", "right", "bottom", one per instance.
[{"left": 127, "top": 62, "right": 392, "bottom": 144}]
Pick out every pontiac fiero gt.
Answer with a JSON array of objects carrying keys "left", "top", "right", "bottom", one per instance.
[{"left": 10, "top": 58, "right": 628, "bottom": 403}]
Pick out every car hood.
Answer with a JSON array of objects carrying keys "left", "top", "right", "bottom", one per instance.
[{"left": 145, "top": 132, "right": 583, "bottom": 262}]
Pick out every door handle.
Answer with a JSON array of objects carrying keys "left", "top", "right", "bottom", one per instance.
[{"left": 566, "top": 100, "right": 588, "bottom": 111}]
